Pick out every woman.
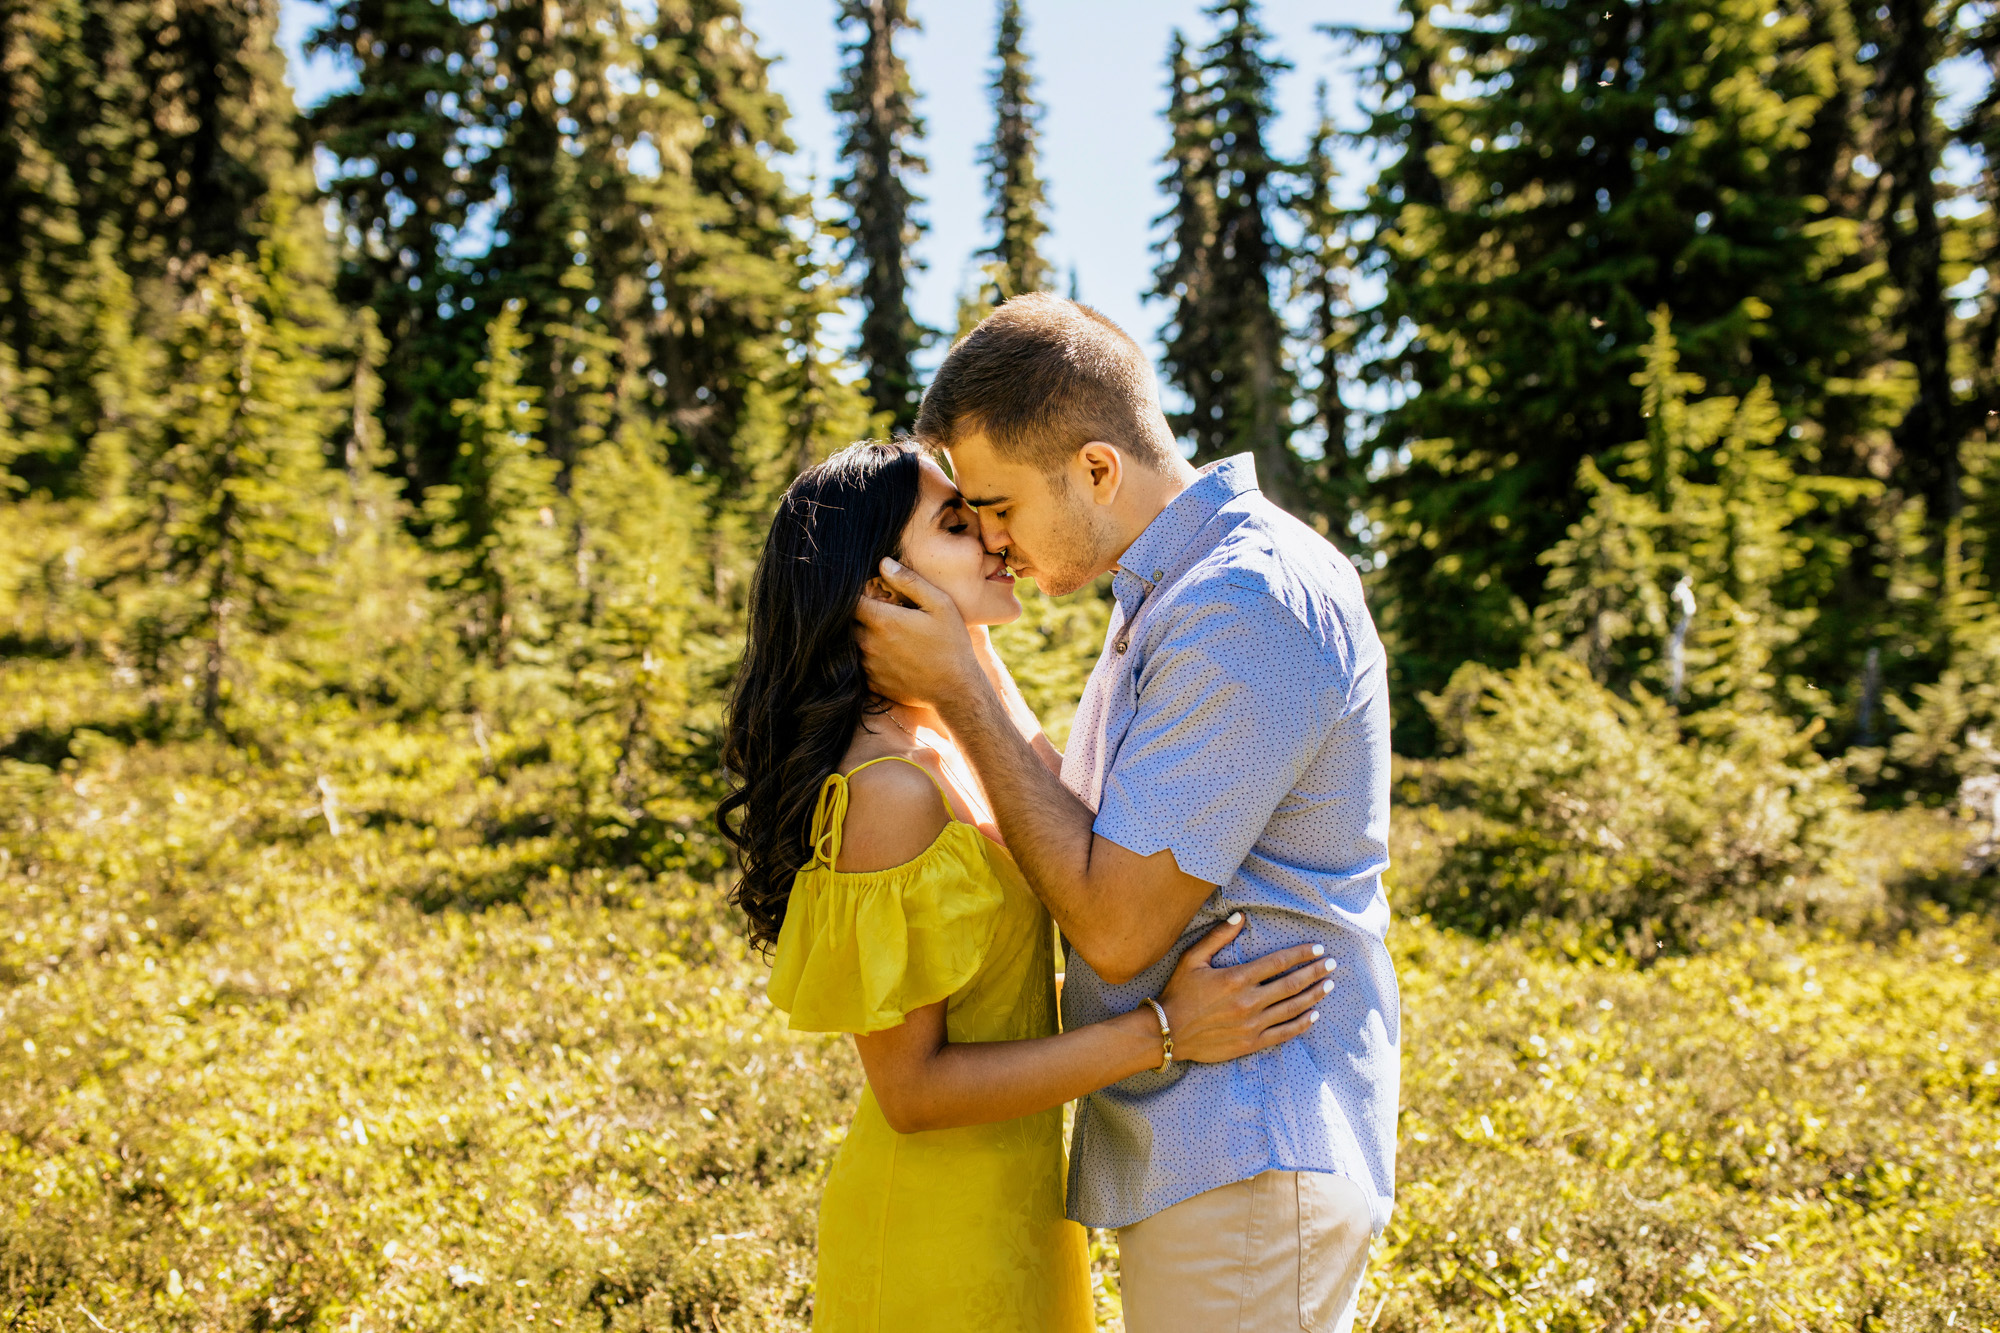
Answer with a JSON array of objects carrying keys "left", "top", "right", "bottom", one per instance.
[{"left": 717, "top": 440, "right": 1334, "bottom": 1332}]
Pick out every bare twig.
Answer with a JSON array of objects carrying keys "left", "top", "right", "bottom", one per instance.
[{"left": 317, "top": 775, "right": 344, "bottom": 838}]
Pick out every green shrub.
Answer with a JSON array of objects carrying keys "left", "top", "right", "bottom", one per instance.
[{"left": 1416, "top": 656, "right": 1854, "bottom": 943}]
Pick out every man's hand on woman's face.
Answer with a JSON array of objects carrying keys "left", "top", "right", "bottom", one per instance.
[{"left": 854, "top": 558, "right": 984, "bottom": 709}]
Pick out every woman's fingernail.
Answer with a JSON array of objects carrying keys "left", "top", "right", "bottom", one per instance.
[
  {"left": 1310, "top": 944, "right": 1325, "bottom": 957},
  {"left": 1324, "top": 959, "right": 1337, "bottom": 973},
  {"left": 881, "top": 557, "right": 902, "bottom": 575},
  {"left": 1308, "top": 1010, "right": 1320, "bottom": 1023},
  {"left": 1227, "top": 911, "right": 1243, "bottom": 925},
  {"left": 1322, "top": 978, "right": 1336, "bottom": 994}
]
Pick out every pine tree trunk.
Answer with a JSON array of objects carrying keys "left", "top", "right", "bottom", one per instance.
[
  {"left": 794, "top": 352, "right": 824, "bottom": 479},
  {"left": 202, "top": 587, "right": 229, "bottom": 726},
  {"left": 1877, "top": 0, "right": 1959, "bottom": 521},
  {"left": 1245, "top": 309, "right": 1300, "bottom": 511}
]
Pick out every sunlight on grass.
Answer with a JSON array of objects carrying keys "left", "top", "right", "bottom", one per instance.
[{"left": 2, "top": 714, "right": 1995, "bottom": 1329}]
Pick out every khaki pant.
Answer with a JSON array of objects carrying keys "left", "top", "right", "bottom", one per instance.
[{"left": 1116, "top": 1171, "right": 1372, "bottom": 1333}]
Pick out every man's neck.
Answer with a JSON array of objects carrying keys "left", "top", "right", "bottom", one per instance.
[{"left": 1108, "top": 455, "right": 1203, "bottom": 570}]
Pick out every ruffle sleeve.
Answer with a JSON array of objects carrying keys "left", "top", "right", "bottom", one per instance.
[{"left": 768, "top": 832, "right": 1004, "bottom": 1034}]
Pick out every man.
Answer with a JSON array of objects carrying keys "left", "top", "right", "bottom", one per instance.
[{"left": 856, "top": 294, "right": 1397, "bottom": 1333}]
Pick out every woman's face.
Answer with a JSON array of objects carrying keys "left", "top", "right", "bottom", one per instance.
[{"left": 888, "top": 456, "right": 1021, "bottom": 627}]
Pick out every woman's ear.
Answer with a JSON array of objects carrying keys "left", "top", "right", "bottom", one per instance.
[{"left": 862, "top": 576, "right": 914, "bottom": 608}]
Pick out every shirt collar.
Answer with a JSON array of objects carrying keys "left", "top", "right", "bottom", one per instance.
[{"left": 1110, "top": 453, "right": 1260, "bottom": 619}]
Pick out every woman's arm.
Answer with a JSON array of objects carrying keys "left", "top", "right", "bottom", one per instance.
[
  {"left": 834, "top": 758, "right": 1334, "bottom": 1134},
  {"left": 967, "top": 626, "right": 1062, "bottom": 777},
  {"left": 853, "top": 916, "right": 1330, "bottom": 1133}
]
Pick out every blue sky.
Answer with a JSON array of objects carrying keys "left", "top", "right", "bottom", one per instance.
[{"left": 275, "top": 0, "right": 1401, "bottom": 370}]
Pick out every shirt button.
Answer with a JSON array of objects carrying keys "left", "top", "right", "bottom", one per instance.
[
  {"left": 1152, "top": 569, "right": 1163, "bottom": 581},
  {"left": 1115, "top": 638, "right": 1129, "bottom": 653}
]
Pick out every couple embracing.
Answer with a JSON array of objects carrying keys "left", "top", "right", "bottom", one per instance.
[{"left": 718, "top": 295, "right": 1399, "bottom": 1333}]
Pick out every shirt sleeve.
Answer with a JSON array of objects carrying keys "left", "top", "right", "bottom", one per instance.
[{"left": 1091, "top": 584, "right": 1339, "bottom": 887}]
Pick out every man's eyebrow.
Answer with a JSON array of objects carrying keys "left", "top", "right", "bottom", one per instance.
[{"left": 960, "top": 494, "right": 1009, "bottom": 509}]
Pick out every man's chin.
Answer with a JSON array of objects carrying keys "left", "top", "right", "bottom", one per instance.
[{"left": 1025, "top": 571, "right": 1089, "bottom": 598}]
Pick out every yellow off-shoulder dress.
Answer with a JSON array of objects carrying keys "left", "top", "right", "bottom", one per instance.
[{"left": 769, "top": 756, "right": 1094, "bottom": 1333}]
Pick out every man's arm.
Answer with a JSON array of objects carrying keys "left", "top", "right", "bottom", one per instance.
[
  {"left": 968, "top": 626, "right": 1062, "bottom": 777},
  {"left": 858, "top": 563, "right": 1217, "bottom": 985},
  {"left": 939, "top": 669, "right": 1218, "bottom": 984}
]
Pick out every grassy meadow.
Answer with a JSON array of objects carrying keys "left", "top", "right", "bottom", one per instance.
[
  {"left": 3, "top": 647, "right": 1997, "bottom": 1333},
  {"left": 10, "top": 0, "right": 2000, "bottom": 1325}
]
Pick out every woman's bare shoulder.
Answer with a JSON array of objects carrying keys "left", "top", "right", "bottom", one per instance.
[{"left": 834, "top": 753, "right": 951, "bottom": 874}]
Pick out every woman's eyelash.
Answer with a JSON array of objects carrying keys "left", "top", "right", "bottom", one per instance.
[{"left": 947, "top": 521, "right": 969, "bottom": 535}]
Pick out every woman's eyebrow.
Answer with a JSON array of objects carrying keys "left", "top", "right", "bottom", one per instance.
[
  {"left": 959, "top": 493, "right": 1008, "bottom": 509},
  {"left": 934, "top": 494, "right": 966, "bottom": 522}
]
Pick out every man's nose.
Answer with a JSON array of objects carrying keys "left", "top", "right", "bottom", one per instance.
[{"left": 977, "top": 512, "right": 1007, "bottom": 553}]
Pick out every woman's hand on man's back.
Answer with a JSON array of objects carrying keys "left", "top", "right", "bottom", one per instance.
[{"left": 1156, "top": 916, "right": 1333, "bottom": 1064}]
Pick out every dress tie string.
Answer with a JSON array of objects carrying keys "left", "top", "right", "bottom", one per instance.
[{"left": 809, "top": 773, "right": 849, "bottom": 870}]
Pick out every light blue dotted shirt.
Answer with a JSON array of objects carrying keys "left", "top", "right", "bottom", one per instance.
[{"left": 1059, "top": 454, "right": 1400, "bottom": 1234}]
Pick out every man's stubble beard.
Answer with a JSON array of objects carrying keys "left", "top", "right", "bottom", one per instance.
[{"left": 1021, "top": 478, "right": 1113, "bottom": 599}]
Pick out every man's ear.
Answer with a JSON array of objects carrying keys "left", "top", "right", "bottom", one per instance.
[{"left": 1078, "top": 441, "right": 1124, "bottom": 509}]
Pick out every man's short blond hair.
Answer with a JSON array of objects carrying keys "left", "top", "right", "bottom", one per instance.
[{"left": 915, "top": 293, "right": 1179, "bottom": 474}]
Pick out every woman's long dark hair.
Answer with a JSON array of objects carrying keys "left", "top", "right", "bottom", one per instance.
[{"left": 717, "top": 440, "right": 926, "bottom": 949}]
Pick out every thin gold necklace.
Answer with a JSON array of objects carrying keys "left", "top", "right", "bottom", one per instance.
[
  {"left": 886, "top": 711, "right": 995, "bottom": 826},
  {"left": 881, "top": 707, "right": 919, "bottom": 744}
]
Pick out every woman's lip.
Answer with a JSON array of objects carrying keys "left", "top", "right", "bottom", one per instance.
[{"left": 986, "top": 569, "right": 1015, "bottom": 583}]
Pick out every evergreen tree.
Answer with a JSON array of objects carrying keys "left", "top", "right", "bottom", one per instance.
[
  {"left": 307, "top": 0, "right": 489, "bottom": 496},
  {"left": 976, "top": 0, "right": 1052, "bottom": 307},
  {"left": 0, "top": 0, "right": 305, "bottom": 496},
  {"left": 1531, "top": 454, "right": 1670, "bottom": 686},
  {"left": 635, "top": 0, "right": 820, "bottom": 486},
  {"left": 1294, "top": 81, "right": 1360, "bottom": 535},
  {"left": 561, "top": 424, "right": 705, "bottom": 864},
  {"left": 476, "top": 0, "right": 627, "bottom": 477},
  {"left": 312, "top": 0, "right": 819, "bottom": 493},
  {"left": 1339, "top": 0, "right": 1904, "bottom": 743},
  {"left": 0, "top": 0, "right": 91, "bottom": 492},
  {"left": 758, "top": 205, "right": 880, "bottom": 490},
  {"left": 1948, "top": 6, "right": 2000, "bottom": 452},
  {"left": 831, "top": 0, "right": 928, "bottom": 430},
  {"left": 1535, "top": 311, "right": 1871, "bottom": 718},
  {"left": 111, "top": 0, "right": 304, "bottom": 280},
  {"left": 1879, "top": 517, "right": 2000, "bottom": 801},
  {"left": 1152, "top": 30, "right": 1217, "bottom": 439},
  {"left": 303, "top": 308, "right": 463, "bottom": 713},
  {"left": 429, "top": 300, "right": 565, "bottom": 665},
  {"left": 1857, "top": 1, "right": 1960, "bottom": 523},
  {"left": 76, "top": 223, "right": 162, "bottom": 518},
  {"left": 1152, "top": 2, "right": 1302, "bottom": 510},
  {"left": 126, "top": 214, "right": 344, "bottom": 725}
]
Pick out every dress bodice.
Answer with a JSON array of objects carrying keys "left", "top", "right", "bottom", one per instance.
[{"left": 770, "top": 755, "right": 1056, "bottom": 1045}]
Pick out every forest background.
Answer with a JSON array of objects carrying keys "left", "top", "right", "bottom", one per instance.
[{"left": 3, "top": 0, "right": 1999, "bottom": 1327}]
